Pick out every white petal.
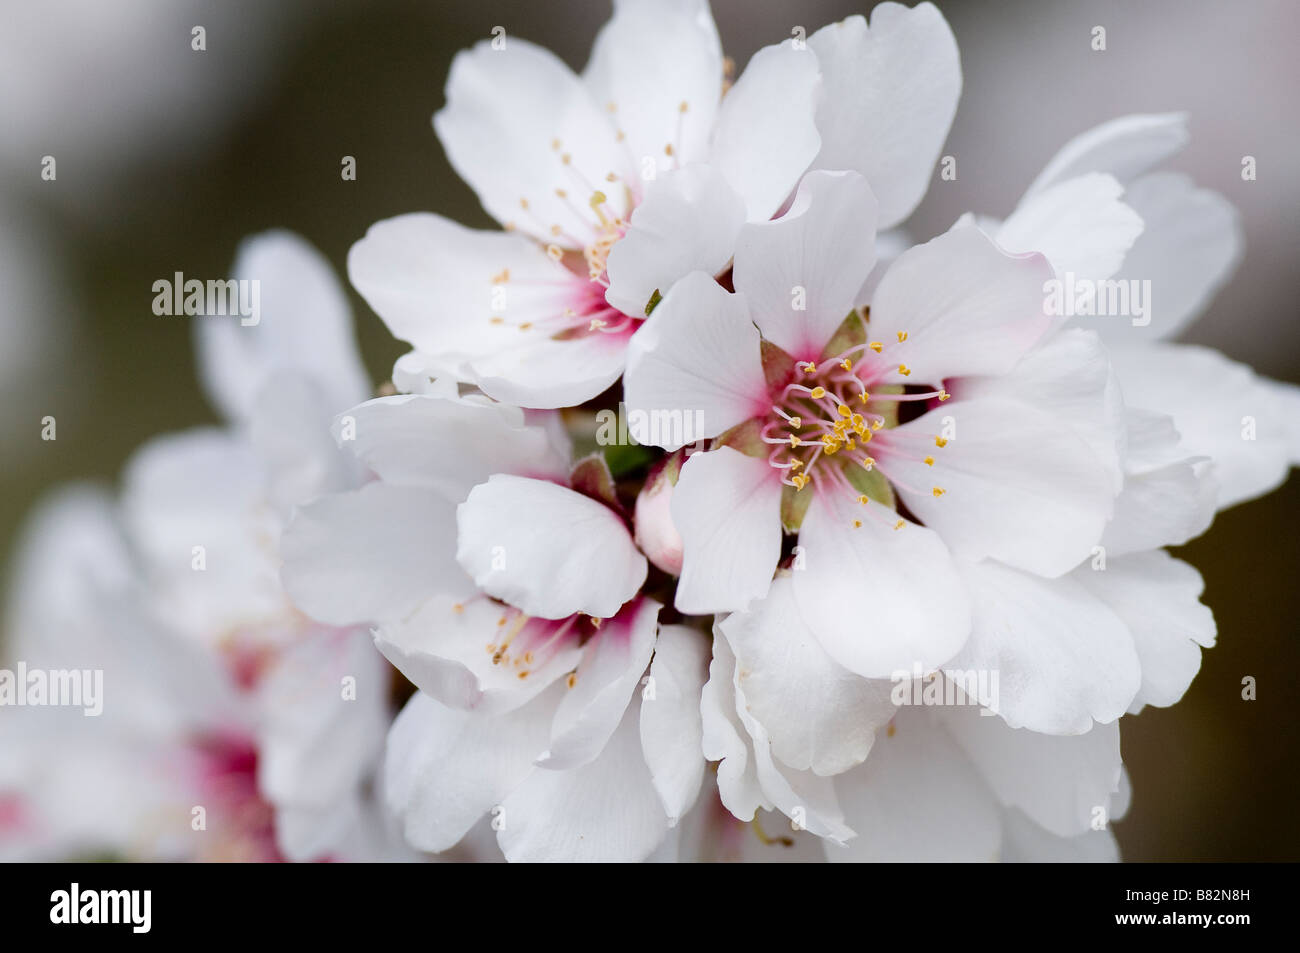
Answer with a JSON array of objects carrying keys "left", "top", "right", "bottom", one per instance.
[
  {"left": 882, "top": 397, "right": 1116, "bottom": 577},
  {"left": 248, "top": 373, "right": 357, "bottom": 514},
  {"left": 1087, "top": 172, "right": 1242, "bottom": 342},
  {"left": 1024, "top": 112, "right": 1189, "bottom": 198},
  {"left": 605, "top": 163, "right": 746, "bottom": 318},
  {"left": 1073, "top": 551, "right": 1215, "bottom": 713},
  {"left": 456, "top": 475, "right": 646, "bottom": 620},
  {"left": 582, "top": 0, "right": 722, "bottom": 175},
  {"left": 949, "top": 559, "right": 1140, "bottom": 734},
  {"left": 334, "top": 394, "right": 568, "bottom": 500},
  {"left": 955, "top": 328, "right": 1126, "bottom": 493},
  {"left": 383, "top": 688, "right": 557, "bottom": 853},
  {"left": 807, "top": 4, "right": 961, "bottom": 228},
  {"left": 434, "top": 38, "right": 631, "bottom": 244},
  {"left": 943, "top": 706, "right": 1125, "bottom": 838},
  {"left": 638, "top": 623, "right": 710, "bottom": 823},
  {"left": 999, "top": 808, "right": 1119, "bottom": 863},
  {"left": 623, "top": 271, "right": 766, "bottom": 449},
  {"left": 996, "top": 173, "right": 1144, "bottom": 282},
  {"left": 709, "top": 39, "right": 821, "bottom": 221},
  {"left": 1107, "top": 343, "right": 1293, "bottom": 508},
  {"left": 792, "top": 490, "right": 970, "bottom": 677},
  {"left": 1102, "top": 408, "right": 1216, "bottom": 555},
  {"left": 471, "top": 326, "right": 631, "bottom": 410},
  {"left": 867, "top": 225, "right": 1054, "bottom": 385},
  {"left": 830, "top": 707, "right": 1001, "bottom": 862},
  {"left": 257, "top": 629, "right": 388, "bottom": 862},
  {"left": 372, "top": 595, "right": 583, "bottom": 715},
  {"left": 538, "top": 597, "right": 660, "bottom": 770},
  {"left": 671, "top": 447, "right": 783, "bottom": 614},
  {"left": 732, "top": 170, "right": 879, "bottom": 362},
  {"left": 281, "top": 483, "right": 468, "bottom": 625},
  {"left": 499, "top": 697, "right": 668, "bottom": 862},
  {"left": 730, "top": 645, "right": 856, "bottom": 844},
  {"left": 196, "top": 230, "right": 368, "bottom": 424},
  {"left": 700, "top": 634, "right": 769, "bottom": 820},
  {"left": 720, "top": 575, "right": 896, "bottom": 776}
]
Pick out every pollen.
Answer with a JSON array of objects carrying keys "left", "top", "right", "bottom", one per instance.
[
  {"left": 894, "top": 520, "right": 905, "bottom": 530},
  {"left": 857, "top": 495, "right": 870, "bottom": 505},
  {"left": 809, "top": 386, "right": 827, "bottom": 399},
  {"left": 679, "top": 101, "right": 689, "bottom": 113},
  {"left": 555, "top": 188, "right": 567, "bottom": 199},
  {"left": 789, "top": 434, "right": 803, "bottom": 448},
  {"left": 561, "top": 153, "right": 572, "bottom": 165},
  {"left": 837, "top": 404, "right": 852, "bottom": 418},
  {"left": 935, "top": 436, "right": 948, "bottom": 448},
  {"left": 858, "top": 391, "right": 870, "bottom": 403},
  {"left": 567, "top": 673, "right": 578, "bottom": 688},
  {"left": 869, "top": 342, "right": 883, "bottom": 353},
  {"left": 840, "top": 358, "right": 853, "bottom": 371},
  {"left": 932, "top": 487, "right": 946, "bottom": 497},
  {"left": 664, "top": 143, "right": 674, "bottom": 157},
  {"left": 898, "top": 364, "right": 912, "bottom": 377},
  {"left": 938, "top": 390, "right": 951, "bottom": 401},
  {"left": 453, "top": 603, "right": 465, "bottom": 613},
  {"left": 924, "top": 455, "right": 935, "bottom": 466},
  {"left": 546, "top": 244, "right": 563, "bottom": 260},
  {"left": 802, "top": 362, "right": 818, "bottom": 374},
  {"left": 791, "top": 473, "right": 810, "bottom": 490},
  {"left": 852, "top": 519, "right": 863, "bottom": 528},
  {"left": 897, "top": 331, "right": 908, "bottom": 342},
  {"left": 787, "top": 416, "right": 802, "bottom": 428}
]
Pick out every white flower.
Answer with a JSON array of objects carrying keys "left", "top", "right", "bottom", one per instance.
[
  {"left": 346, "top": 0, "right": 960, "bottom": 407},
  {"left": 967, "top": 112, "right": 1299, "bottom": 508},
  {"left": 1, "top": 233, "right": 408, "bottom": 863},
  {"left": 701, "top": 587, "right": 1132, "bottom": 861},
  {"left": 280, "top": 392, "right": 711, "bottom": 861}
]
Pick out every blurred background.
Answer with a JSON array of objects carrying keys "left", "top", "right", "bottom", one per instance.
[{"left": 1, "top": 0, "right": 1296, "bottom": 861}]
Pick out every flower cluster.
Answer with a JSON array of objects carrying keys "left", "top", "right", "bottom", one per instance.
[{"left": 4, "top": 0, "right": 1297, "bottom": 863}]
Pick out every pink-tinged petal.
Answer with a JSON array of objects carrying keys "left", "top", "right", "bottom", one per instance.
[
  {"left": 538, "top": 597, "right": 660, "bottom": 771},
  {"left": 709, "top": 39, "right": 821, "bottom": 221},
  {"left": 942, "top": 706, "right": 1124, "bottom": 838},
  {"left": 866, "top": 225, "right": 1055, "bottom": 385},
  {"left": 371, "top": 595, "right": 584, "bottom": 715},
  {"left": 499, "top": 697, "right": 669, "bottom": 862},
  {"left": 1073, "top": 551, "right": 1216, "bottom": 713},
  {"left": 792, "top": 490, "right": 970, "bottom": 677},
  {"left": 638, "top": 623, "right": 710, "bottom": 823},
  {"left": 732, "top": 170, "right": 879, "bottom": 363},
  {"left": 720, "top": 575, "right": 896, "bottom": 776},
  {"left": 1024, "top": 112, "right": 1189, "bottom": 198},
  {"left": 830, "top": 707, "right": 1001, "bottom": 862},
  {"left": 623, "top": 271, "right": 767, "bottom": 449},
  {"left": 671, "top": 447, "right": 783, "bottom": 614},
  {"left": 881, "top": 397, "right": 1116, "bottom": 578},
  {"left": 333, "top": 393, "right": 569, "bottom": 501},
  {"left": 807, "top": 3, "right": 961, "bottom": 229},
  {"left": 384, "top": 686, "right": 560, "bottom": 853},
  {"left": 995, "top": 173, "right": 1144, "bottom": 282},
  {"left": 948, "top": 559, "right": 1140, "bottom": 734},
  {"left": 197, "top": 231, "right": 368, "bottom": 425},
  {"left": 605, "top": 163, "right": 745, "bottom": 319},
  {"left": 582, "top": 0, "right": 722, "bottom": 176},
  {"left": 456, "top": 475, "right": 646, "bottom": 620},
  {"left": 281, "top": 483, "right": 470, "bottom": 626},
  {"left": 434, "top": 38, "right": 631, "bottom": 244}
]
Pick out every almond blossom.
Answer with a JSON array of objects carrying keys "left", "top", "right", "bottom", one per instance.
[{"left": 346, "top": 0, "right": 960, "bottom": 407}]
